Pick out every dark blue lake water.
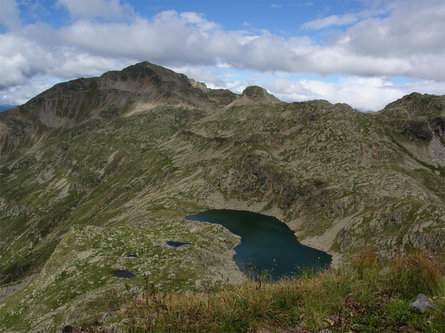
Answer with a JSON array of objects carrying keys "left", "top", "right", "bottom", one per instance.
[
  {"left": 186, "top": 209, "right": 331, "bottom": 280},
  {"left": 113, "top": 270, "right": 135, "bottom": 278},
  {"left": 166, "top": 241, "right": 192, "bottom": 247}
]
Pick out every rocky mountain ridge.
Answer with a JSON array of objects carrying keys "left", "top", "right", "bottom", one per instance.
[{"left": 0, "top": 61, "right": 444, "bottom": 331}]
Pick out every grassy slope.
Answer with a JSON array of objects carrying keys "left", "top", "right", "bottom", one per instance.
[
  {"left": 0, "top": 221, "right": 244, "bottom": 331},
  {"left": 76, "top": 251, "right": 445, "bottom": 332}
]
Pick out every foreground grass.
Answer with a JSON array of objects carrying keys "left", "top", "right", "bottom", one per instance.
[{"left": 75, "top": 251, "right": 445, "bottom": 332}]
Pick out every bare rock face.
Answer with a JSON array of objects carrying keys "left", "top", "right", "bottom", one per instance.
[
  {"left": 189, "top": 79, "right": 208, "bottom": 92},
  {"left": 378, "top": 92, "right": 445, "bottom": 168},
  {"left": 410, "top": 294, "right": 436, "bottom": 312}
]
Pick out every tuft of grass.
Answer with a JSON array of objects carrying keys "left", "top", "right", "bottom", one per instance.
[
  {"left": 74, "top": 250, "right": 445, "bottom": 332},
  {"left": 385, "top": 251, "right": 445, "bottom": 299}
]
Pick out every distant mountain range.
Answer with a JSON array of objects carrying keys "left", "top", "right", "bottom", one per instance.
[
  {"left": 0, "top": 105, "right": 16, "bottom": 112},
  {"left": 0, "top": 61, "right": 444, "bottom": 331}
]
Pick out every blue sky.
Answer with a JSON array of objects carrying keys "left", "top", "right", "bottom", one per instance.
[
  {"left": 1, "top": 0, "right": 444, "bottom": 111},
  {"left": 10, "top": 0, "right": 366, "bottom": 33}
]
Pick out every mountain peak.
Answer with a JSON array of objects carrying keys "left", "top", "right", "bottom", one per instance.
[
  {"left": 242, "top": 85, "right": 267, "bottom": 97},
  {"left": 101, "top": 61, "right": 192, "bottom": 88},
  {"left": 224, "top": 86, "right": 281, "bottom": 107},
  {"left": 381, "top": 92, "right": 445, "bottom": 120}
]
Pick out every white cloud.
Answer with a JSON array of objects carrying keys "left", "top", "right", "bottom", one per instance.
[
  {"left": 179, "top": 12, "right": 219, "bottom": 32},
  {"left": 343, "top": 1, "right": 445, "bottom": 58},
  {"left": 47, "top": 54, "right": 134, "bottom": 79},
  {"left": 168, "top": 66, "right": 227, "bottom": 88},
  {"left": 0, "top": 77, "right": 55, "bottom": 106},
  {"left": 0, "top": 0, "right": 21, "bottom": 31},
  {"left": 301, "top": 6, "right": 392, "bottom": 30},
  {"left": 0, "top": 34, "right": 47, "bottom": 88},
  {"left": 265, "top": 76, "right": 445, "bottom": 111},
  {"left": 0, "top": 29, "right": 135, "bottom": 86},
  {"left": 302, "top": 13, "right": 360, "bottom": 30},
  {"left": 56, "top": 0, "right": 134, "bottom": 20}
]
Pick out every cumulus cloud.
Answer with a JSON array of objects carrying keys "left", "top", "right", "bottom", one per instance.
[
  {"left": 343, "top": 1, "right": 445, "bottom": 58},
  {"left": 168, "top": 66, "right": 227, "bottom": 88},
  {"left": 0, "top": 0, "right": 21, "bottom": 31},
  {"left": 179, "top": 12, "right": 219, "bottom": 32},
  {"left": 0, "top": 77, "right": 55, "bottom": 106},
  {"left": 56, "top": 0, "right": 134, "bottom": 20},
  {"left": 0, "top": 28, "right": 135, "bottom": 87},
  {"left": 0, "top": 34, "right": 47, "bottom": 88},
  {"left": 265, "top": 76, "right": 445, "bottom": 111}
]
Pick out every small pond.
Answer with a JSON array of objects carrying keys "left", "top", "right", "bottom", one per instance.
[
  {"left": 166, "top": 241, "right": 192, "bottom": 247},
  {"left": 186, "top": 209, "right": 331, "bottom": 280},
  {"left": 113, "top": 270, "right": 135, "bottom": 278}
]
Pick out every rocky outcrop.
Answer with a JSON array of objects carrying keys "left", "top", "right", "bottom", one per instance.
[
  {"left": 410, "top": 294, "right": 436, "bottom": 312},
  {"left": 226, "top": 86, "right": 281, "bottom": 108},
  {"left": 378, "top": 92, "right": 445, "bottom": 169}
]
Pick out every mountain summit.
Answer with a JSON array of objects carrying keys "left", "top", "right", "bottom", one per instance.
[
  {"left": 0, "top": 61, "right": 240, "bottom": 159},
  {"left": 0, "top": 61, "right": 444, "bottom": 331}
]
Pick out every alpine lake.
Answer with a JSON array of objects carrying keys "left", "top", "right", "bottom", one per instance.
[{"left": 186, "top": 210, "right": 331, "bottom": 280}]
